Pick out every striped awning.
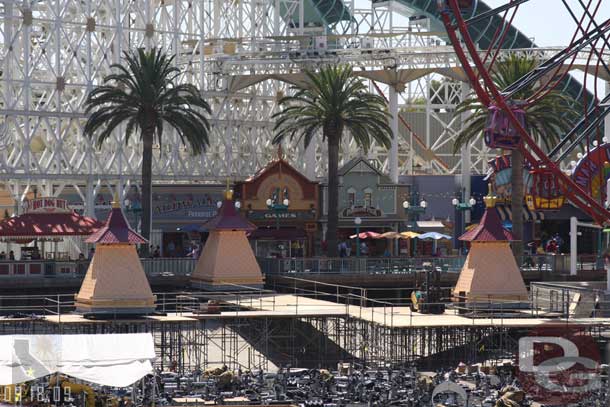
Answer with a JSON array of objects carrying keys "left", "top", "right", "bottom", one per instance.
[{"left": 496, "top": 205, "right": 545, "bottom": 222}]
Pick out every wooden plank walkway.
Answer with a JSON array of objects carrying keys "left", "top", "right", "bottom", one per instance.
[
  {"left": 223, "top": 294, "right": 610, "bottom": 329},
  {"left": 12, "top": 294, "right": 610, "bottom": 329}
]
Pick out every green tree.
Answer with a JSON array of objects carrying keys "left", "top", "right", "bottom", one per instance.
[
  {"left": 84, "top": 48, "right": 211, "bottom": 244},
  {"left": 272, "top": 65, "right": 392, "bottom": 257},
  {"left": 454, "top": 54, "right": 576, "bottom": 257}
]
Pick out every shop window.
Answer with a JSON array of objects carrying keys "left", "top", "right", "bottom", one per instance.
[
  {"left": 347, "top": 188, "right": 356, "bottom": 207},
  {"left": 364, "top": 188, "right": 373, "bottom": 207}
]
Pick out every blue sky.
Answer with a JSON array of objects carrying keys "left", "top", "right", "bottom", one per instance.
[{"left": 485, "top": 0, "right": 610, "bottom": 47}]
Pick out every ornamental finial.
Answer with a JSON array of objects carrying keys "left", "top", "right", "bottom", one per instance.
[
  {"left": 112, "top": 192, "right": 120, "bottom": 209},
  {"left": 483, "top": 183, "right": 497, "bottom": 208},
  {"left": 224, "top": 178, "right": 233, "bottom": 200}
]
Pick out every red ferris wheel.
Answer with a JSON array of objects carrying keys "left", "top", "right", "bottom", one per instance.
[{"left": 439, "top": 0, "right": 610, "bottom": 225}]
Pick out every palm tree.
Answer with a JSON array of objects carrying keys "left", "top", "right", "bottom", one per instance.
[
  {"left": 454, "top": 54, "right": 576, "bottom": 257},
  {"left": 84, "top": 48, "right": 211, "bottom": 245},
  {"left": 272, "top": 65, "right": 392, "bottom": 257}
]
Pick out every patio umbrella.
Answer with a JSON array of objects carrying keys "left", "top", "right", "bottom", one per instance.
[
  {"left": 417, "top": 232, "right": 452, "bottom": 240},
  {"left": 399, "top": 231, "right": 420, "bottom": 239},
  {"left": 349, "top": 231, "right": 381, "bottom": 239},
  {"left": 378, "top": 231, "right": 401, "bottom": 239}
]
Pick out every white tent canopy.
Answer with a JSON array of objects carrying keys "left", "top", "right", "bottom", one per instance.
[{"left": 0, "top": 334, "right": 155, "bottom": 387}]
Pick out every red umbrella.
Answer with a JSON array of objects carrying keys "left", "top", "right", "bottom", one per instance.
[{"left": 349, "top": 231, "right": 382, "bottom": 239}]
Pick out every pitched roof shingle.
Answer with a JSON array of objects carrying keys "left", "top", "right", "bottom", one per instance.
[{"left": 86, "top": 206, "right": 147, "bottom": 244}]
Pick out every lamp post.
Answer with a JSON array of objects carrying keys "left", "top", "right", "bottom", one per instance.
[
  {"left": 266, "top": 198, "right": 290, "bottom": 230},
  {"left": 402, "top": 196, "right": 427, "bottom": 257},
  {"left": 355, "top": 217, "right": 362, "bottom": 257},
  {"left": 124, "top": 199, "right": 142, "bottom": 233},
  {"left": 452, "top": 190, "right": 476, "bottom": 252}
]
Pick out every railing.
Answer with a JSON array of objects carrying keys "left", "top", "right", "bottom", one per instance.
[
  {"left": 0, "top": 258, "right": 196, "bottom": 279},
  {"left": 0, "top": 254, "right": 599, "bottom": 281},
  {"left": 141, "top": 258, "right": 195, "bottom": 277},
  {"left": 258, "top": 254, "right": 602, "bottom": 275}
]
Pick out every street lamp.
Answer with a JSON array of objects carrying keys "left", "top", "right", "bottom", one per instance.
[
  {"left": 266, "top": 197, "right": 290, "bottom": 230},
  {"left": 124, "top": 199, "right": 142, "bottom": 233},
  {"left": 452, "top": 190, "right": 476, "bottom": 251},
  {"left": 354, "top": 217, "right": 362, "bottom": 257},
  {"left": 402, "top": 194, "right": 427, "bottom": 257}
]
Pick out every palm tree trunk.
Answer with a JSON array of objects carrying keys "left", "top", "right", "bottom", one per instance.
[
  {"left": 326, "top": 135, "right": 340, "bottom": 257},
  {"left": 141, "top": 131, "right": 154, "bottom": 252},
  {"left": 511, "top": 149, "right": 524, "bottom": 259}
]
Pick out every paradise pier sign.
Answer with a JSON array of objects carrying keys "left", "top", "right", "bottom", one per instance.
[
  {"left": 22, "top": 198, "right": 71, "bottom": 214},
  {"left": 571, "top": 143, "right": 610, "bottom": 201}
]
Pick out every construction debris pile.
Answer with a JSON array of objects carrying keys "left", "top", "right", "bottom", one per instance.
[{"left": 148, "top": 363, "right": 609, "bottom": 406}]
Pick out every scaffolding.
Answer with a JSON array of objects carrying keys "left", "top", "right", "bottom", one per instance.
[{"left": 0, "top": 287, "right": 608, "bottom": 374}]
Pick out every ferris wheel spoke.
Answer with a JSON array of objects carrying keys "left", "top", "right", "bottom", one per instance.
[
  {"left": 552, "top": 95, "right": 610, "bottom": 162},
  {"left": 462, "top": 0, "right": 531, "bottom": 26},
  {"left": 502, "top": 20, "right": 610, "bottom": 99},
  {"left": 560, "top": 0, "right": 610, "bottom": 79}
]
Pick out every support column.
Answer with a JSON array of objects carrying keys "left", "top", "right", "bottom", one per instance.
[
  {"left": 85, "top": 178, "right": 96, "bottom": 218},
  {"left": 605, "top": 82, "right": 610, "bottom": 143},
  {"left": 305, "top": 137, "right": 316, "bottom": 180},
  {"left": 389, "top": 85, "right": 399, "bottom": 183},
  {"left": 570, "top": 216, "right": 577, "bottom": 276},
  {"left": 601, "top": 82, "right": 610, "bottom": 294},
  {"left": 460, "top": 82, "right": 472, "bottom": 224},
  {"left": 606, "top": 179, "right": 610, "bottom": 292}
]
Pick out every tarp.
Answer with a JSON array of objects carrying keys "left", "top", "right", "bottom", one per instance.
[{"left": 0, "top": 334, "right": 155, "bottom": 386}]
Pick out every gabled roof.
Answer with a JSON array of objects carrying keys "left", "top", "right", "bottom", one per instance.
[
  {"left": 86, "top": 205, "right": 147, "bottom": 244},
  {"left": 243, "top": 157, "right": 316, "bottom": 185},
  {"left": 203, "top": 199, "right": 256, "bottom": 232},
  {"left": 338, "top": 156, "right": 385, "bottom": 177},
  {"left": 459, "top": 207, "right": 514, "bottom": 242}
]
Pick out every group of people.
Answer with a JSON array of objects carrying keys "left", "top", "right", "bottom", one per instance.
[
  {"left": 338, "top": 241, "right": 369, "bottom": 257},
  {"left": 145, "top": 242, "right": 201, "bottom": 259},
  {"left": 528, "top": 233, "right": 564, "bottom": 255},
  {"left": 0, "top": 251, "right": 15, "bottom": 260}
]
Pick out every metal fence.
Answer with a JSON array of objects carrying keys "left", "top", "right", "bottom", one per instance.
[
  {"left": 0, "top": 254, "right": 600, "bottom": 281},
  {"left": 258, "top": 254, "right": 601, "bottom": 275},
  {"left": 0, "top": 257, "right": 197, "bottom": 279}
]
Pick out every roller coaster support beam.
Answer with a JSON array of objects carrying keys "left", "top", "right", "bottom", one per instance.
[
  {"left": 442, "top": 0, "right": 610, "bottom": 226},
  {"left": 389, "top": 86, "right": 399, "bottom": 183}
]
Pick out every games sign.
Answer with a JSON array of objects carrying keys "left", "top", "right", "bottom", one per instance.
[{"left": 23, "top": 198, "right": 71, "bottom": 214}]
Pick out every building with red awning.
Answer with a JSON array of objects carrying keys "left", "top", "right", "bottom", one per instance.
[{"left": 0, "top": 198, "right": 103, "bottom": 263}]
